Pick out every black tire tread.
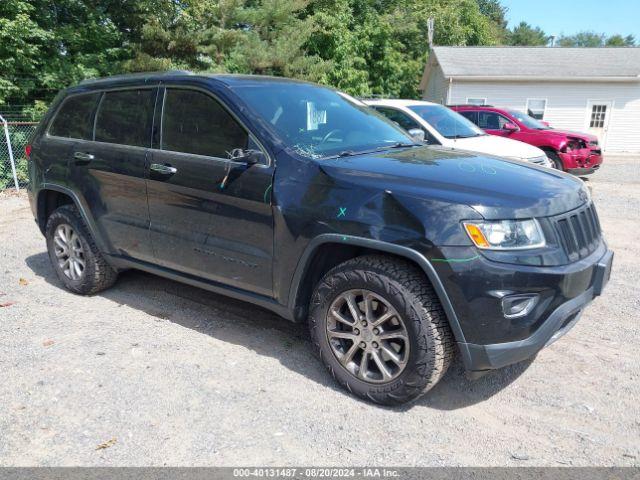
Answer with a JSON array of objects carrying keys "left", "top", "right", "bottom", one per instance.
[
  {"left": 309, "top": 254, "right": 455, "bottom": 406},
  {"left": 45, "top": 204, "right": 117, "bottom": 295}
]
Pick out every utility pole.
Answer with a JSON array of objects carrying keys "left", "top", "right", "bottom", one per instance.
[{"left": 427, "top": 17, "right": 435, "bottom": 49}]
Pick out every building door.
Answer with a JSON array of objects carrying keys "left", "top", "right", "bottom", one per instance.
[{"left": 586, "top": 101, "right": 612, "bottom": 149}]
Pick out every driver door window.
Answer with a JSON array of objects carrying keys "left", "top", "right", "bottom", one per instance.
[{"left": 162, "top": 89, "right": 248, "bottom": 158}]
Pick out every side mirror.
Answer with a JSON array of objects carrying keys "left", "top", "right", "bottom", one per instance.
[
  {"left": 502, "top": 122, "right": 519, "bottom": 132},
  {"left": 407, "top": 128, "right": 426, "bottom": 143},
  {"left": 244, "top": 149, "right": 265, "bottom": 165},
  {"left": 229, "top": 148, "right": 265, "bottom": 165}
]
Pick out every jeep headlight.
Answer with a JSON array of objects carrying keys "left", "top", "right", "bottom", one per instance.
[{"left": 463, "top": 219, "right": 545, "bottom": 250}]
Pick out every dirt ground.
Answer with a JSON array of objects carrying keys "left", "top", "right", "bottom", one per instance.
[{"left": 0, "top": 156, "right": 638, "bottom": 466}]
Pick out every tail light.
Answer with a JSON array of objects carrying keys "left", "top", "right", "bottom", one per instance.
[{"left": 25, "top": 144, "right": 32, "bottom": 160}]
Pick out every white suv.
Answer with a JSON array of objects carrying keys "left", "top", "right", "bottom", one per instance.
[{"left": 365, "top": 99, "right": 552, "bottom": 167}]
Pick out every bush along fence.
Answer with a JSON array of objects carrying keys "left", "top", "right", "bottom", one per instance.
[{"left": 0, "top": 117, "right": 38, "bottom": 191}]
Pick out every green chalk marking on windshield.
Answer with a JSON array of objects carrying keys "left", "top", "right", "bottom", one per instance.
[
  {"left": 337, "top": 207, "right": 347, "bottom": 218},
  {"left": 431, "top": 255, "right": 480, "bottom": 263}
]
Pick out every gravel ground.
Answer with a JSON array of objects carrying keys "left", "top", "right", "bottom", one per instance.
[{"left": 0, "top": 156, "right": 639, "bottom": 467}]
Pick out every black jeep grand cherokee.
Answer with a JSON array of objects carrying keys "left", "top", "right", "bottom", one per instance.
[{"left": 27, "top": 72, "right": 613, "bottom": 405}]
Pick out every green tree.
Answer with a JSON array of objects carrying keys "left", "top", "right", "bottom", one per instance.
[
  {"left": 124, "top": 0, "right": 331, "bottom": 81},
  {"left": 508, "top": 21, "right": 549, "bottom": 46},
  {"left": 306, "top": 0, "right": 500, "bottom": 97},
  {"left": 0, "top": 0, "right": 53, "bottom": 106},
  {"left": 477, "top": 0, "right": 507, "bottom": 27},
  {"left": 605, "top": 34, "right": 636, "bottom": 47},
  {"left": 0, "top": 0, "right": 129, "bottom": 110},
  {"left": 558, "top": 31, "right": 604, "bottom": 47},
  {"left": 476, "top": 0, "right": 508, "bottom": 43},
  {"left": 1, "top": 0, "right": 506, "bottom": 115}
]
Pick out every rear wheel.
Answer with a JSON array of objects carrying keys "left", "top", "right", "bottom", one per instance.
[
  {"left": 45, "top": 205, "right": 117, "bottom": 295},
  {"left": 309, "top": 255, "right": 455, "bottom": 405}
]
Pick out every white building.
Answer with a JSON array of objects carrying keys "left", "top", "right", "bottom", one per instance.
[{"left": 419, "top": 47, "right": 640, "bottom": 153}]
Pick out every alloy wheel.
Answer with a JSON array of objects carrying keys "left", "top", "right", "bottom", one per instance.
[
  {"left": 53, "top": 223, "right": 86, "bottom": 281},
  {"left": 325, "top": 289, "right": 410, "bottom": 383}
]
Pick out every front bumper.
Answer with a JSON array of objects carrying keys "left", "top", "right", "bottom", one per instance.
[
  {"left": 560, "top": 148, "right": 603, "bottom": 175},
  {"left": 431, "top": 246, "right": 613, "bottom": 375},
  {"left": 567, "top": 165, "right": 600, "bottom": 176}
]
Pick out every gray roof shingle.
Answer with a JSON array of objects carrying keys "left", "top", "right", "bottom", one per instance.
[{"left": 432, "top": 46, "right": 640, "bottom": 79}]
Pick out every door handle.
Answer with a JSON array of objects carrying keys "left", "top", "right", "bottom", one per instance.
[
  {"left": 150, "top": 163, "right": 177, "bottom": 175},
  {"left": 73, "top": 151, "right": 94, "bottom": 163}
]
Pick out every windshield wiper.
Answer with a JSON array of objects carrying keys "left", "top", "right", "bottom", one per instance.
[
  {"left": 375, "top": 141, "right": 421, "bottom": 151},
  {"left": 337, "top": 150, "right": 357, "bottom": 157},
  {"left": 391, "top": 141, "right": 421, "bottom": 148},
  {"left": 330, "top": 142, "right": 419, "bottom": 159}
]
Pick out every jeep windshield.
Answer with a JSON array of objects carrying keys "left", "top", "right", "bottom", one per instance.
[
  {"left": 408, "top": 104, "right": 485, "bottom": 139},
  {"left": 231, "top": 83, "right": 415, "bottom": 159}
]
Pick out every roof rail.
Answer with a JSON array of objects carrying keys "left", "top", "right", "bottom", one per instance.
[
  {"left": 446, "top": 104, "right": 494, "bottom": 108},
  {"left": 79, "top": 70, "right": 194, "bottom": 85}
]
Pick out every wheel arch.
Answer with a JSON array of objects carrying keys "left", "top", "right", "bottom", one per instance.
[
  {"left": 288, "top": 234, "right": 467, "bottom": 346},
  {"left": 37, "top": 184, "right": 108, "bottom": 253},
  {"left": 539, "top": 147, "right": 564, "bottom": 169}
]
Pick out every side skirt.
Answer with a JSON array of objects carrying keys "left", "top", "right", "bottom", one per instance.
[{"left": 106, "top": 254, "right": 293, "bottom": 321}]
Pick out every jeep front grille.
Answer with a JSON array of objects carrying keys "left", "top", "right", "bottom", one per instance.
[{"left": 554, "top": 203, "right": 602, "bottom": 262}]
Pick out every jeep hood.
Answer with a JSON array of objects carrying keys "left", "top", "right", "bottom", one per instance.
[{"left": 317, "top": 146, "right": 587, "bottom": 219}]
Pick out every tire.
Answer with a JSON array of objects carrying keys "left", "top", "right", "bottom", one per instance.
[
  {"left": 545, "top": 150, "right": 564, "bottom": 171},
  {"left": 45, "top": 204, "right": 117, "bottom": 295},
  {"left": 308, "top": 254, "right": 455, "bottom": 405}
]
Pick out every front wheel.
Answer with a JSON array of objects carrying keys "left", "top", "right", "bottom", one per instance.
[
  {"left": 309, "top": 255, "right": 455, "bottom": 405},
  {"left": 546, "top": 150, "right": 564, "bottom": 171}
]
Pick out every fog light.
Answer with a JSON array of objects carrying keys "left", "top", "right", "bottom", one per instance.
[{"left": 502, "top": 294, "right": 539, "bottom": 319}]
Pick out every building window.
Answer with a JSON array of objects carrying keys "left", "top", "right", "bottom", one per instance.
[
  {"left": 527, "top": 99, "right": 547, "bottom": 120},
  {"left": 466, "top": 98, "right": 486, "bottom": 106},
  {"left": 589, "top": 104, "right": 607, "bottom": 128}
]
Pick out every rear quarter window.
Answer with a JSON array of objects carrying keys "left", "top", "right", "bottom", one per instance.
[
  {"left": 94, "top": 89, "right": 156, "bottom": 147},
  {"left": 48, "top": 93, "right": 101, "bottom": 140}
]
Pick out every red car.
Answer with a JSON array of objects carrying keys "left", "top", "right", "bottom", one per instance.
[{"left": 451, "top": 105, "right": 603, "bottom": 175}]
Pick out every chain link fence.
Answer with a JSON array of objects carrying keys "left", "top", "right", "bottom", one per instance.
[{"left": 1, "top": 119, "right": 39, "bottom": 191}]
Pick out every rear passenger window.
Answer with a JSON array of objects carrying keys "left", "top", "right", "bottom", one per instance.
[
  {"left": 49, "top": 93, "right": 100, "bottom": 140},
  {"left": 95, "top": 89, "right": 156, "bottom": 147},
  {"left": 161, "top": 89, "right": 248, "bottom": 158}
]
